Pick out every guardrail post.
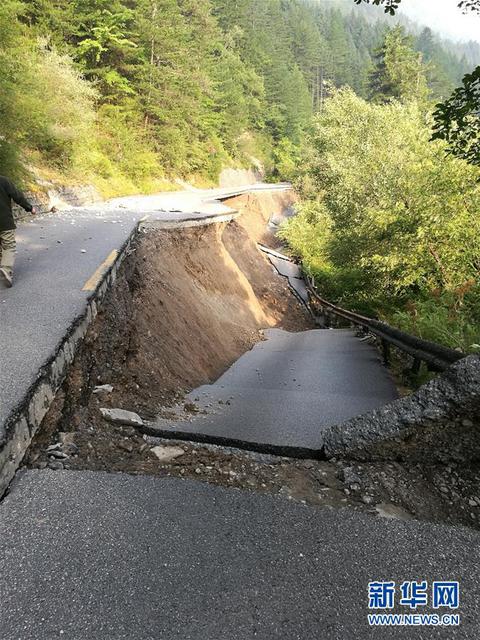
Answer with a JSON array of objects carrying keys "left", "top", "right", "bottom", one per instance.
[
  {"left": 381, "top": 339, "right": 391, "bottom": 366},
  {"left": 411, "top": 358, "right": 421, "bottom": 374}
]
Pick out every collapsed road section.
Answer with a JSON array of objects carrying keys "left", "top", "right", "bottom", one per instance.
[
  {"left": 2, "top": 184, "right": 480, "bottom": 640},
  {"left": 23, "top": 182, "right": 401, "bottom": 467},
  {"left": 4, "top": 182, "right": 480, "bottom": 534},
  {"left": 0, "top": 184, "right": 293, "bottom": 496},
  {"left": 19, "top": 186, "right": 480, "bottom": 534}
]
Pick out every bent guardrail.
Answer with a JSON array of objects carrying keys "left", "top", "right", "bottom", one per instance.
[{"left": 305, "top": 275, "right": 465, "bottom": 372}]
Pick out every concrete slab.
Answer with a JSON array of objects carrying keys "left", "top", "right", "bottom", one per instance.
[
  {"left": 152, "top": 329, "right": 398, "bottom": 455},
  {"left": 0, "top": 470, "right": 478, "bottom": 640}
]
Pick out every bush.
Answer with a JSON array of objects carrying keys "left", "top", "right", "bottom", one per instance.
[{"left": 281, "top": 88, "right": 480, "bottom": 350}]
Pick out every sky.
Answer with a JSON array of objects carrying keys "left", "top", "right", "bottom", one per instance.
[{"left": 398, "top": 0, "right": 480, "bottom": 43}]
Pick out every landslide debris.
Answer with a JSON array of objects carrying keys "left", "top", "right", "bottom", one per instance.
[
  {"left": 24, "top": 191, "right": 480, "bottom": 532},
  {"left": 25, "top": 190, "right": 312, "bottom": 473}
]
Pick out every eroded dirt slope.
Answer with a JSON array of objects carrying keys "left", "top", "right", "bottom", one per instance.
[{"left": 26, "top": 192, "right": 312, "bottom": 463}]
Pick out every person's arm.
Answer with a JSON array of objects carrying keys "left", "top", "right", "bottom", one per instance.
[{"left": 6, "top": 180, "right": 35, "bottom": 213}]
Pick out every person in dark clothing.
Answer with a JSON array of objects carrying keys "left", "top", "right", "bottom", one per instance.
[{"left": 0, "top": 176, "right": 36, "bottom": 287}]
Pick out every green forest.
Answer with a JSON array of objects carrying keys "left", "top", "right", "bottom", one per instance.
[
  {"left": 1, "top": 0, "right": 477, "bottom": 193},
  {"left": 1, "top": 0, "right": 480, "bottom": 350}
]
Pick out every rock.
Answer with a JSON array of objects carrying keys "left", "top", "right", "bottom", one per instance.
[
  {"left": 362, "top": 495, "right": 374, "bottom": 505},
  {"left": 100, "top": 408, "right": 143, "bottom": 428},
  {"left": 340, "top": 466, "right": 362, "bottom": 487},
  {"left": 93, "top": 384, "right": 114, "bottom": 395},
  {"left": 184, "top": 402, "right": 199, "bottom": 414},
  {"left": 468, "top": 498, "right": 478, "bottom": 507},
  {"left": 46, "top": 443, "right": 63, "bottom": 453},
  {"left": 375, "top": 503, "right": 413, "bottom": 521},
  {"left": 48, "top": 451, "right": 69, "bottom": 460},
  {"left": 151, "top": 446, "right": 185, "bottom": 463},
  {"left": 118, "top": 441, "right": 134, "bottom": 453},
  {"left": 48, "top": 461, "right": 64, "bottom": 471}
]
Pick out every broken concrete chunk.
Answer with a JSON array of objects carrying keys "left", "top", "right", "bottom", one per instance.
[
  {"left": 323, "top": 355, "right": 480, "bottom": 464},
  {"left": 151, "top": 446, "right": 185, "bottom": 463},
  {"left": 93, "top": 384, "right": 114, "bottom": 395},
  {"left": 100, "top": 408, "right": 144, "bottom": 428},
  {"left": 48, "top": 451, "right": 69, "bottom": 460},
  {"left": 46, "top": 443, "right": 63, "bottom": 453}
]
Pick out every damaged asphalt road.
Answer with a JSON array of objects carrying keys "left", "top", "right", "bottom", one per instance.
[
  {"left": 150, "top": 328, "right": 398, "bottom": 455},
  {"left": 1, "top": 470, "right": 479, "bottom": 640},
  {"left": 2, "top": 185, "right": 480, "bottom": 639}
]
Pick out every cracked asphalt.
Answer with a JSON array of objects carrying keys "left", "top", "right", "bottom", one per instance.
[
  {"left": 0, "top": 184, "right": 287, "bottom": 439},
  {"left": 155, "top": 328, "right": 398, "bottom": 455},
  {"left": 2, "top": 183, "right": 478, "bottom": 639}
]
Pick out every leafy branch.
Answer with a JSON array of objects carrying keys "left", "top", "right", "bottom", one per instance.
[{"left": 354, "top": 0, "right": 480, "bottom": 13}]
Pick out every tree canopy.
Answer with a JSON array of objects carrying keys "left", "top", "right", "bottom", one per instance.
[
  {"left": 281, "top": 88, "right": 480, "bottom": 350},
  {"left": 1, "top": 0, "right": 477, "bottom": 190},
  {"left": 354, "top": 0, "right": 480, "bottom": 164}
]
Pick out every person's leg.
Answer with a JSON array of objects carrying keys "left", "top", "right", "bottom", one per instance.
[
  {"left": 0, "top": 230, "right": 16, "bottom": 285},
  {"left": 0, "top": 230, "right": 16, "bottom": 274}
]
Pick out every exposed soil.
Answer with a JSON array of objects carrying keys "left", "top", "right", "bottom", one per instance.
[
  {"left": 26, "top": 427, "right": 480, "bottom": 531},
  {"left": 25, "top": 191, "right": 312, "bottom": 467},
  {"left": 24, "top": 191, "right": 480, "bottom": 532},
  {"left": 225, "top": 191, "right": 293, "bottom": 249}
]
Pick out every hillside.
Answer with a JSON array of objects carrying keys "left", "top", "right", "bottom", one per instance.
[{"left": 0, "top": 0, "right": 476, "bottom": 196}]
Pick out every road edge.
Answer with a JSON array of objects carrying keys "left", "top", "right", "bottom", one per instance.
[{"left": 0, "top": 208, "right": 243, "bottom": 497}]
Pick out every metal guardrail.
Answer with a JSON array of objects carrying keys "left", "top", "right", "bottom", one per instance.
[{"left": 306, "top": 275, "right": 466, "bottom": 372}]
